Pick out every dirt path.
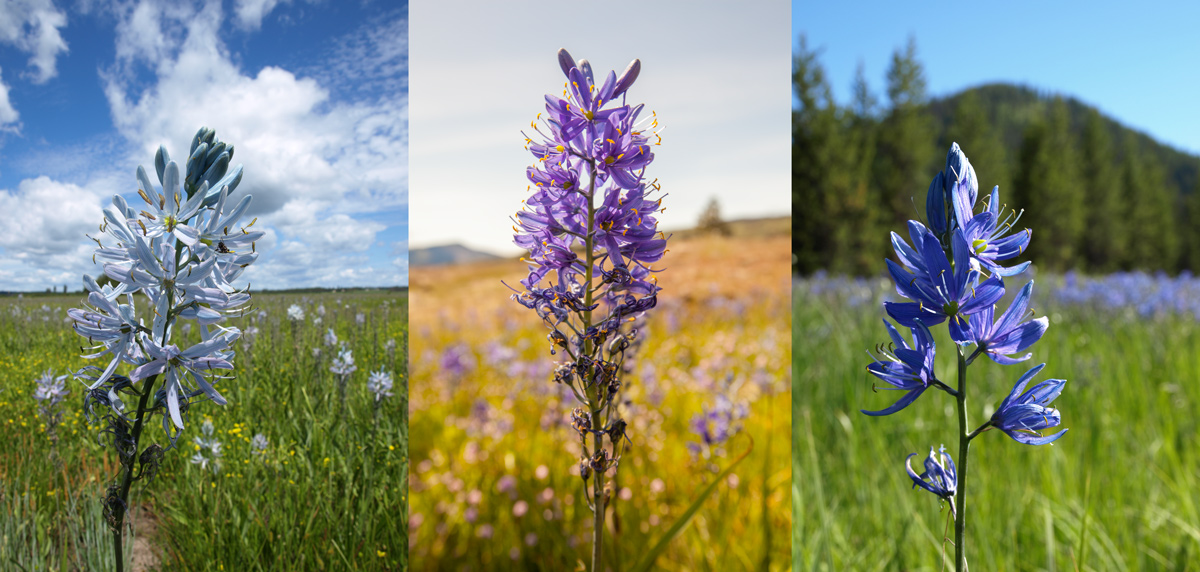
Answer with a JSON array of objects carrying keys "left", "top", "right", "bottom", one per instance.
[{"left": 129, "top": 503, "right": 162, "bottom": 572}]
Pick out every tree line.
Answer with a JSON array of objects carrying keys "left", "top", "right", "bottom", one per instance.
[{"left": 793, "top": 35, "right": 1200, "bottom": 276}]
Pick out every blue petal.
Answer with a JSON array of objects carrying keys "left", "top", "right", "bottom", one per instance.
[{"left": 861, "top": 387, "right": 926, "bottom": 416}]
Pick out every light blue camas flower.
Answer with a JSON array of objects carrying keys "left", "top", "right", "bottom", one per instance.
[
  {"left": 67, "top": 128, "right": 260, "bottom": 569},
  {"left": 367, "top": 370, "right": 394, "bottom": 402}
]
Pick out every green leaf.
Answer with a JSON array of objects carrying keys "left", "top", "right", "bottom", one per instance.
[{"left": 627, "top": 434, "right": 754, "bottom": 572}]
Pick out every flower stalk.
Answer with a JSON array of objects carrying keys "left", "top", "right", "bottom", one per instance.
[
  {"left": 70, "top": 127, "right": 259, "bottom": 571},
  {"left": 861, "top": 143, "right": 1067, "bottom": 571},
  {"left": 510, "top": 49, "right": 664, "bottom": 571}
]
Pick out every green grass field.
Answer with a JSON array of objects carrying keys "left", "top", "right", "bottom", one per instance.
[
  {"left": 792, "top": 277, "right": 1200, "bottom": 571},
  {"left": 0, "top": 290, "right": 408, "bottom": 571}
]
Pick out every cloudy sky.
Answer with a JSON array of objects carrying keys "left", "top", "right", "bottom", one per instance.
[
  {"left": 410, "top": 0, "right": 791, "bottom": 256},
  {"left": 0, "top": 0, "right": 407, "bottom": 291},
  {"left": 796, "top": 1, "right": 1200, "bottom": 156}
]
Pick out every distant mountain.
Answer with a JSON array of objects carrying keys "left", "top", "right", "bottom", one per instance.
[
  {"left": 927, "top": 83, "right": 1200, "bottom": 197},
  {"left": 410, "top": 244, "right": 504, "bottom": 267}
]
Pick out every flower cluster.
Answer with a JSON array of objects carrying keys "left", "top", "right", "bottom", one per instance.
[
  {"left": 368, "top": 369, "right": 395, "bottom": 402},
  {"left": 70, "top": 127, "right": 258, "bottom": 450},
  {"left": 687, "top": 394, "right": 748, "bottom": 460},
  {"left": 509, "top": 50, "right": 664, "bottom": 513},
  {"left": 863, "top": 144, "right": 1067, "bottom": 508},
  {"left": 190, "top": 419, "right": 223, "bottom": 474},
  {"left": 33, "top": 368, "right": 70, "bottom": 442}
]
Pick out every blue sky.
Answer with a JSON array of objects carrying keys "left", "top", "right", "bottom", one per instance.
[
  {"left": 795, "top": 1, "right": 1200, "bottom": 156},
  {"left": 0, "top": 0, "right": 407, "bottom": 291},
  {"left": 410, "top": 0, "right": 790, "bottom": 255}
]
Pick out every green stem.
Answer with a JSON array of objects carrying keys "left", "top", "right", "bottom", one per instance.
[{"left": 954, "top": 345, "right": 970, "bottom": 572}]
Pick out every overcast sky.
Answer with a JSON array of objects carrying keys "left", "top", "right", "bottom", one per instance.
[
  {"left": 410, "top": 0, "right": 791, "bottom": 256},
  {"left": 0, "top": 0, "right": 407, "bottom": 291},
  {"left": 796, "top": 0, "right": 1200, "bottom": 156}
]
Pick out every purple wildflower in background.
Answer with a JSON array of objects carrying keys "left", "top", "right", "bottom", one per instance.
[
  {"left": 989, "top": 364, "right": 1067, "bottom": 445},
  {"left": 190, "top": 420, "right": 223, "bottom": 474},
  {"left": 440, "top": 343, "right": 475, "bottom": 379},
  {"left": 906, "top": 445, "right": 957, "bottom": 502},
  {"left": 509, "top": 49, "right": 663, "bottom": 571},
  {"left": 34, "top": 369, "right": 70, "bottom": 443},
  {"left": 687, "top": 394, "right": 748, "bottom": 458}
]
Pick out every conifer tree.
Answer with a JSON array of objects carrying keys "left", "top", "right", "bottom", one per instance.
[
  {"left": 1079, "top": 108, "right": 1125, "bottom": 272},
  {"left": 827, "top": 62, "right": 882, "bottom": 274},
  {"left": 945, "top": 90, "right": 1010, "bottom": 203},
  {"left": 1144, "top": 158, "right": 1181, "bottom": 272},
  {"left": 792, "top": 35, "right": 839, "bottom": 274},
  {"left": 1014, "top": 97, "right": 1086, "bottom": 271},
  {"left": 1185, "top": 178, "right": 1200, "bottom": 272},
  {"left": 873, "top": 37, "right": 936, "bottom": 235}
]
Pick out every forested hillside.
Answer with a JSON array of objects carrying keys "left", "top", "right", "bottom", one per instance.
[{"left": 794, "top": 35, "right": 1200, "bottom": 275}]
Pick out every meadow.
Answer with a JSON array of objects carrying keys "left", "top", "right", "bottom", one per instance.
[
  {"left": 792, "top": 271, "right": 1200, "bottom": 571},
  {"left": 0, "top": 290, "right": 409, "bottom": 571},
  {"left": 408, "top": 225, "right": 792, "bottom": 570}
]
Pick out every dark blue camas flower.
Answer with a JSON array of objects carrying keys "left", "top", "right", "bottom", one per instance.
[
  {"left": 925, "top": 143, "right": 977, "bottom": 239},
  {"left": 906, "top": 445, "right": 957, "bottom": 501},
  {"left": 862, "top": 320, "right": 936, "bottom": 416},
  {"left": 956, "top": 185, "right": 1032, "bottom": 277},
  {"left": 989, "top": 363, "right": 1067, "bottom": 445},
  {"left": 884, "top": 222, "right": 1004, "bottom": 343},
  {"left": 966, "top": 280, "right": 1048, "bottom": 365}
]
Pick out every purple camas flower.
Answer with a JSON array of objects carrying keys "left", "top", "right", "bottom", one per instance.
[
  {"left": 956, "top": 186, "right": 1032, "bottom": 277},
  {"left": 906, "top": 445, "right": 957, "bottom": 501},
  {"left": 687, "top": 394, "right": 748, "bottom": 457},
  {"left": 510, "top": 52, "right": 663, "bottom": 566},
  {"left": 989, "top": 363, "right": 1068, "bottom": 445}
]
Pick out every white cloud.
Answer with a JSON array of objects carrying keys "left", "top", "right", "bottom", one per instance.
[
  {"left": 94, "top": 0, "right": 407, "bottom": 287},
  {"left": 0, "top": 0, "right": 69, "bottom": 83},
  {"left": 0, "top": 176, "right": 103, "bottom": 257},
  {"left": 0, "top": 176, "right": 110, "bottom": 290},
  {"left": 232, "top": 0, "right": 292, "bottom": 31},
  {"left": 104, "top": 0, "right": 406, "bottom": 216},
  {"left": 0, "top": 70, "right": 19, "bottom": 128}
]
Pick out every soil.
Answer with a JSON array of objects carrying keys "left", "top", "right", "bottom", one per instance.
[{"left": 129, "top": 503, "right": 162, "bottom": 572}]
